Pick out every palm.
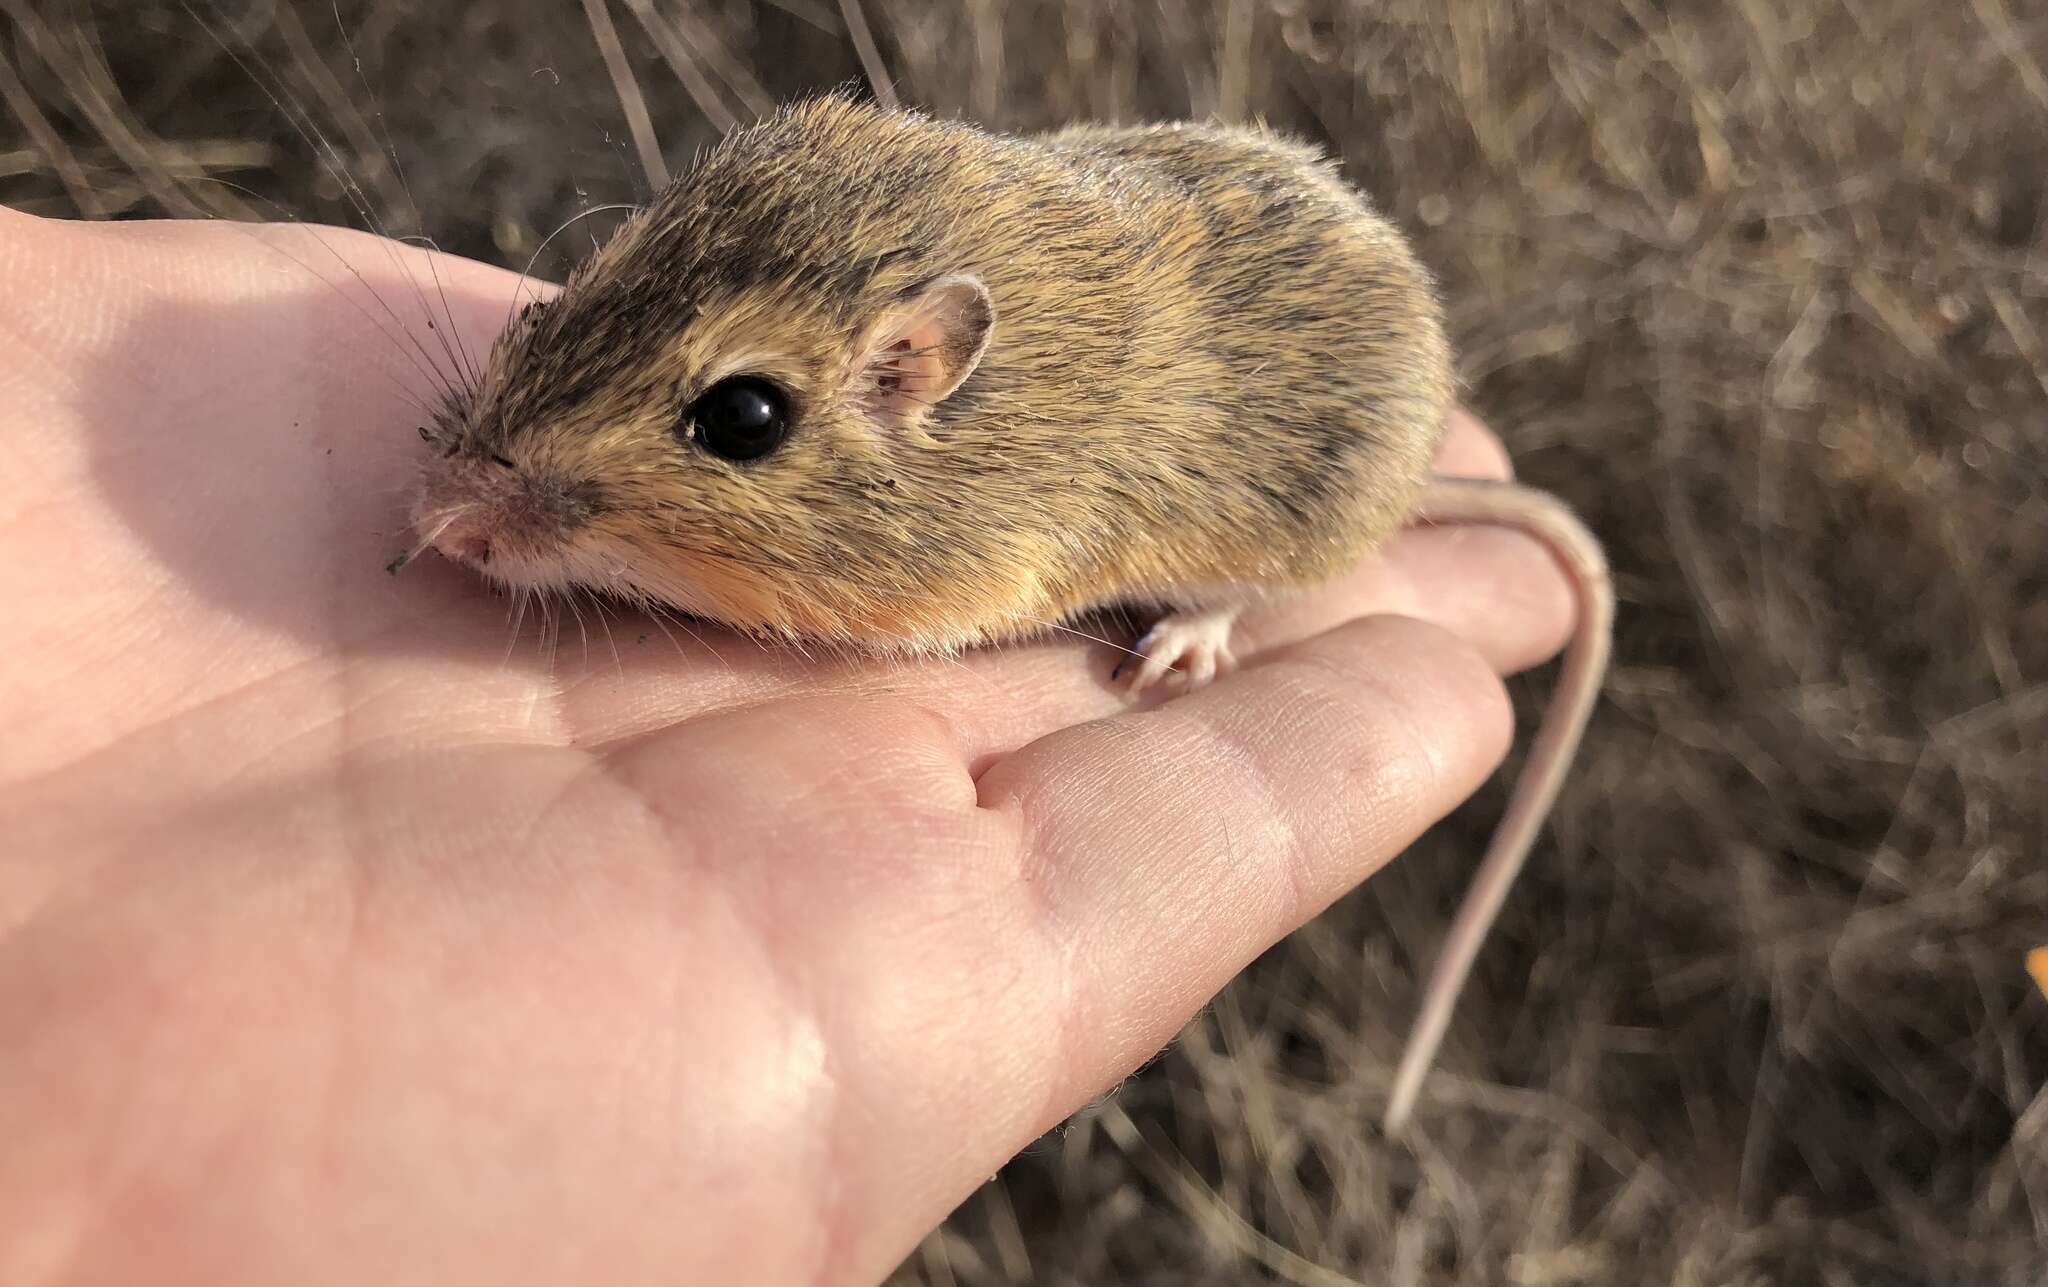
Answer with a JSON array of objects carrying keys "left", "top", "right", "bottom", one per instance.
[{"left": 0, "top": 210, "right": 1569, "bottom": 1285}]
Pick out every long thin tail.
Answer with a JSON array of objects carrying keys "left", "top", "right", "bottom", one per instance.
[{"left": 1380, "top": 476, "right": 1615, "bottom": 1134}]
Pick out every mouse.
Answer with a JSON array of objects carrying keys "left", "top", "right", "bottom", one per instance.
[{"left": 398, "top": 94, "right": 1613, "bottom": 1136}]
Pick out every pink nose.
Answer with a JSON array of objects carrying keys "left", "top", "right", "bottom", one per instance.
[{"left": 434, "top": 519, "right": 493, "bottom": 567}]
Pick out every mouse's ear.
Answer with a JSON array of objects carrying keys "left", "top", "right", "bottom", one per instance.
[{"left": 848, "top": 274, "right": 993, "bottom": 429}]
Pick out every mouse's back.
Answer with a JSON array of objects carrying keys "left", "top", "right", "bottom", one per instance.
[{"left": 1032, "top": 118, "right": 1454, "bottom": 577}]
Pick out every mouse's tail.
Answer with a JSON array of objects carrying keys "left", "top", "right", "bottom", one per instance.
[{"left": 1380, "top": 476, "right": 1614, "bottom": 1136}]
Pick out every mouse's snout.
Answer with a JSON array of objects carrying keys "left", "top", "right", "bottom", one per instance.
[
  {"left": 410, "top": 449, "right": 602, "bottom": 587},
  {"left": 430, "top": 514, "right": 495, "bottom": 568}
]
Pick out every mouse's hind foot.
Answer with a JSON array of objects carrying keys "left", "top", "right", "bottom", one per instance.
[{"left": 1114, "top": 604, "right": 1243, "bottom": 693}]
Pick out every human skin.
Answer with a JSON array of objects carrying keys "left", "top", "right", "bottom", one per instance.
[{"left": 0, "top": 208, "right": 1572, "bottom": 1285}]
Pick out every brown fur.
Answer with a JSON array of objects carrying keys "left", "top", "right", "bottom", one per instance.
[{"left": 410, "top": 94, "right": 1453, "bottom": 650}]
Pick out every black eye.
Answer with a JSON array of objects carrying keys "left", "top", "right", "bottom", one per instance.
[{"left": 685, "top": 376, "right": 789, "bottom": 462}]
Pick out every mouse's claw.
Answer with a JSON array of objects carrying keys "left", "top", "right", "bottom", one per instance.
[{"left": 1119, "top": 606, "right": 1243, "bottom": 694}]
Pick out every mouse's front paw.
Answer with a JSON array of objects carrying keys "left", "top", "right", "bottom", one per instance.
[{"left": 1113, "top": 606, "right": 1243, "bottom": 693}]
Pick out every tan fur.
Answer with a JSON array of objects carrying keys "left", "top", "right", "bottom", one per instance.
[{"left": 411, "top": 95, "right": 1452, "bottom": 652}]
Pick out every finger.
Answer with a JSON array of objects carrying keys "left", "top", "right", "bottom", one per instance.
[
  {"left": 1232, "top": 525, "right": 1576, "bottom": 679},
  {"left": 1347, "top": 401, "right": 1571, "bottom": 670},
  {"left": 974, "top": 613, "right": 1513, "bottom": 1088},
  {"left": 1435, "top": 405, "right": 1515, "bottom": 480}
]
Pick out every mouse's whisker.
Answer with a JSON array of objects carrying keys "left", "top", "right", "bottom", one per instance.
[
  {"left": 646, "top": 607, "right": 716, "bottom": 668},
  {"left": 393, "top": 232, "right": 485, "bottom": 394},
  {"left": 564, "top": 593, "right": 594, "bottom": 668},
  {"left": 183, "top": 2, "right": 476, "bottom": 408},
  {"left": 321, "top": 0, "right": 487, "bottom": 393},
  {"left": 1037, "top": 619, "right": 1172, "bottom": 671},
  {"left": 503, "top": 586, "right": 533, "bottom": 666},
  {"left": 533, "top": 591, "right": 562, "bottom": 675},
  {"left": 602, "top": 573, "right": 741, "bottom": 679},
  {"left": 387, "top": 509, "right": 464, "bottom": 577},
  {"left": 326, "top": 4, "right": 487, "bottom": 396},
  {"left": 663, "top": 606, "right": 745, "bottom": 680},
  {"left": 507, "top": 204, "right": 645, "bottom": 329},
  {"left": 183, "top": 178, "right": 462, "bottom": 418},
  {"left": 587, "top": 596, "right": 627, "bottom": 682}
]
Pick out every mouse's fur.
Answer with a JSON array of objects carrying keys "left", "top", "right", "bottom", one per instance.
[{"left": 412, "top": 94, "right": 1452, "bottom": 650}]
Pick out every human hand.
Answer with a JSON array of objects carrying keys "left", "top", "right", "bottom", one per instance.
[{"left": 0, "top": 210, "right": 1570, "bottom": 1285}]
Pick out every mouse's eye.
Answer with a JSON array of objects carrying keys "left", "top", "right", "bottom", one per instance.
[{"left": 685, "top": 376, "right": 789, "bottom": 462}]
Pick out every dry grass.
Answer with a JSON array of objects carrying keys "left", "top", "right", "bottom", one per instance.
[{"left": 7, "top": 1, "right": 2047, "bottom": 1282}]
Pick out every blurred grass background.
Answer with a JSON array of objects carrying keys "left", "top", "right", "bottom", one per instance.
[{"left": 6, "top": 1, "right": 2047, "bottom": 1282}]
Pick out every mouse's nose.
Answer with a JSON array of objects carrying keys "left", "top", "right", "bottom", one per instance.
[{"left": 432, "top": 517, "right": 493, "bottom": 567}]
